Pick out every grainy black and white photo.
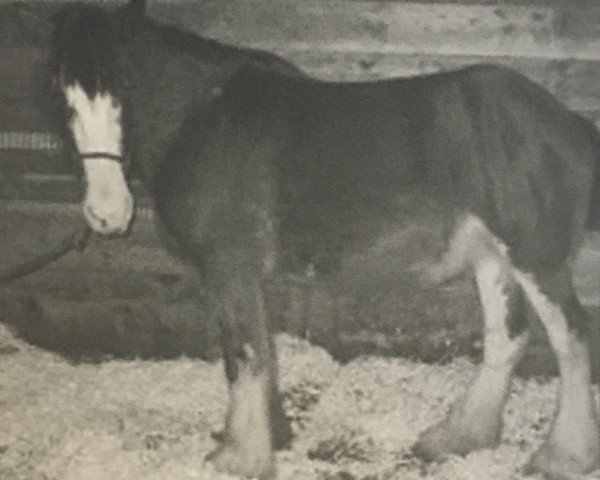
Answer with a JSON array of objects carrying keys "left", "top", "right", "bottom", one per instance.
[{"left": 0, "top": 0, "right": 598, "bottom": 479}]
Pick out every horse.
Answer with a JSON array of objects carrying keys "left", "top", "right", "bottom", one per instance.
[{"left": 49, "top": 1, "right": 600, "bottom": 479}]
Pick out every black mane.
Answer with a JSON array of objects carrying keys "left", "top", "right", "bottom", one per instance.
[
  {"left": 52, "top": 4, "right": 123, "bottom": 99},
  {"left": 145, "top": 19, "right": 253, "bottom": 64}
]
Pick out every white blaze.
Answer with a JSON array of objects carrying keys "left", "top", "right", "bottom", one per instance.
[{"left": 64, "top": 82, "right": 133, "bottom": 235}]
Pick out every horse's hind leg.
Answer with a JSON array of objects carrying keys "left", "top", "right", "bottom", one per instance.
[
  {"left": 514, "top": 267, "right": 599, "bottom": 479},
  {"left": 414, "top": 253, "right": 529, "bottom": 459}
]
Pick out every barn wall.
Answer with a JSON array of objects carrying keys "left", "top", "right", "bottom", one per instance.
[
  {"left": 0, "top": 0, "right": 598, "bottom": 365},
  {"left": 1, "top": 0, "right": 599, "bottom": 200},
  {"left": 1, "top": 0, "right": 599, "bottom": 278}
]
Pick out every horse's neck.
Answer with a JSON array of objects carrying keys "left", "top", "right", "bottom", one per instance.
[
  {"left": 132, "top": 140, "right": 167, "bottom": 190},
  {"left": 126, "top": 40, "right": 300, "bottom": 190}
]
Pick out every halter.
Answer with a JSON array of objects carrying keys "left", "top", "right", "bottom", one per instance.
[
  {"left": 78, "top": 151, "right": 131, "bottom": 175},
  {"left": 78, "top": 152, "right": 124, "bottom": 162}
]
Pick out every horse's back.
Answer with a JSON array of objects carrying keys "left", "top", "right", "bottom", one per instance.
[{"left": 233, "top": 65, "right": 595, "bottom": 272}]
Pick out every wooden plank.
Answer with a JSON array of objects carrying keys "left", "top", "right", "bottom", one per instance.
[
  {"left": 0, "top": 101, "right": 45, "bottom": 130},
  {"left": 0, "top": 52, "right": 598, "bottom": 135},
  {"left": 280, "top": 52, "right": 600, "bottom": 112},
  {"left": 2, "top": 54, "right": 599, "bottom": 137},
  {"left": 0, "top": 0, "right": 598, "bottom": 6},
  {"left": 1, "top": 0, "right": 599, "bottom": 194},
  {"left": 0, "top": 2, "right": 54, "bottom": 45},
  {"left": 1, "top": 2, "right": 599, "bottom": 134},
  {"left": 2, "top": 1, "right": 600, "bottom": 62},
  {"left": 0, "top": 47, "right": 44, "bottom": 99},
  {"left": 0, "top": 200, "right": 179, "bottom": 274},
  {"left": 554, "top": 60, "right": 600, "bottom": 113},
  {"left": 1, "top": 199, "right": 597, "bottom": 308},
  {"left": 149, "top": 1, "right": 600, "bottom": 61},
  {"left": 0, "top": 130, "right": 65, "bottom": 177},
  {"left": 0, "top": 174, "right": 151, "bottom": 205},
  {"left": 2, "top": 50, "right": 600, "bottom": 111},
  {"left": 0, "top": 174, "right": 81, "bottom": 203},
  {"left": 0, "top": 150, "right": 68, "bottom": 176},
  {"left": 0, "top": 131, "right": 60, "bottom": 151}
]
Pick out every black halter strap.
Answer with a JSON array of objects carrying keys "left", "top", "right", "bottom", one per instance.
[
  {"left": 78, "top": 152, "right": 124, "bottom": 162},
  {"left": 77, "top": 151, "right": 131, "bottom": 177}
]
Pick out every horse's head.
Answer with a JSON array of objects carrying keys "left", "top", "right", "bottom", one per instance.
[{"left": 51, "top": 1, "right": 145, "bottom": 236}]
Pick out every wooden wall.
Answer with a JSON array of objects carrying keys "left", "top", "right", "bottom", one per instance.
[
  {"left": 1, "top": 0, "right": 600, "bottom": 205},
  {"left": 0, "top": 1, "right": 598, "bottom": 362}
]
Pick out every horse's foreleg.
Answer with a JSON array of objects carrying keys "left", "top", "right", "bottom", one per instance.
[
  {"left": 414, "top": 255, "right": 529, "bottom": 459},
  {"left": 206, "top": 273, "right": 289, "bottom": 480}
]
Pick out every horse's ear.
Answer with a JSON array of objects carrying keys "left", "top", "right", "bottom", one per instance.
[{"left": 115, "top": 0, "right": 146, "bottom": 37}]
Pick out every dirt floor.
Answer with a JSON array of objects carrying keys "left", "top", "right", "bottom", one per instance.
[{"left": 0, "top": 328, "right": 598, "bottom": 480}]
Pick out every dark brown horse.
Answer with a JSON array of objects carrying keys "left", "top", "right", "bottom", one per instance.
[{"left": 50, "top": 1, "right": 599, "bottom": 478}]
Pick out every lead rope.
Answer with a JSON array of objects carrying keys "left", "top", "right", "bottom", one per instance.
[
  {"left": 0, "top": 152, "right": 127, "bottom": 283},
  {"left": 0, "top": 225, "right": 91, "bottom": 284}
]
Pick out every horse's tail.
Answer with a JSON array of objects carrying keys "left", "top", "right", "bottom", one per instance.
[{"left": 587, "top": 123, "right": 600, "bottom": 231}]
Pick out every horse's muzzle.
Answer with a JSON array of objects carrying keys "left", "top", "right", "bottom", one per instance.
[{"left": 83, "top": 192, "right": 134, "bottom": 236}]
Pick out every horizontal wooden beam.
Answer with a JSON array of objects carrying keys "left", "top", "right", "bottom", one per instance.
[
  {"left": 1, "top": 199, "right": 598, "bottom": 306},
  {"left": 0, "top": 174, "right": 152, "bottom": 205},
  {"left": 0, "top": 0, "right": 597, "bottom": 5},
  {"left": 281, "top": 52, "right": 600, "bottom": 112},
  {"left": 0, "top": 47, "right": 44, "bottom": 98},
  {"left": 0, "top": 132, "right": 60, "bottom": 151},
  {"left": 2, "top": 1, "right": 600, "bottom": 185},
  {"left": 0, "top": 200, "right": 187, "bottom": 274},
  {"left": 2, "top": 1, "right": 600, "bottom": 63},
  {"left": 2, "top": 47, "right": 600, "bottom": 111},
  {"left": 2, "top": 1, "right": 600, "bottom": 128},
  {"left": 149, "top": 1, "right": 600, "bottom": 61}
]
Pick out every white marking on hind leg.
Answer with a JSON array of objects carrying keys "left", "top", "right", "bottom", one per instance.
[
  {"left": 513, "top": 271, "right": 579, "bottom": 367},
  {"left": 415, "top": 214, "right": 509, "bottom": 285},
  {"left": 413, "top": 232, "right": 528, "bottom": 460},
  {"left": 477, "top": 257, "right": 528, "bottom": 369},
  {"left": 513, "top": 270, "right": 600, "bottom": 476},
  {"left": 63, "top": 82, "right": 133, "bottom": 235}
]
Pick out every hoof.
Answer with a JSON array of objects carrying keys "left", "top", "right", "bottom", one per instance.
[
  {"left": 523, "top": 441, "right": 600, "bottom": 480},
  {"left": 212, "top": 414, "right": 292, "bottom": 451},
  {"left": 412, "top": 418, "right": 500, "bottom": 462},
  {"left": 206, "top": 441, "right": 276, "bottom": 480}
]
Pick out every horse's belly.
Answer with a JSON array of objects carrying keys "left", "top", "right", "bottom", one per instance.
[
  {"left": 330, "top": 207, "right": 459, "bottom": 297},
  {"left": 279, "top": 190, "right": 460, "bottom": 275},
  {"left": 269, "top": 202, "right": 479, "bottom": 353}
]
